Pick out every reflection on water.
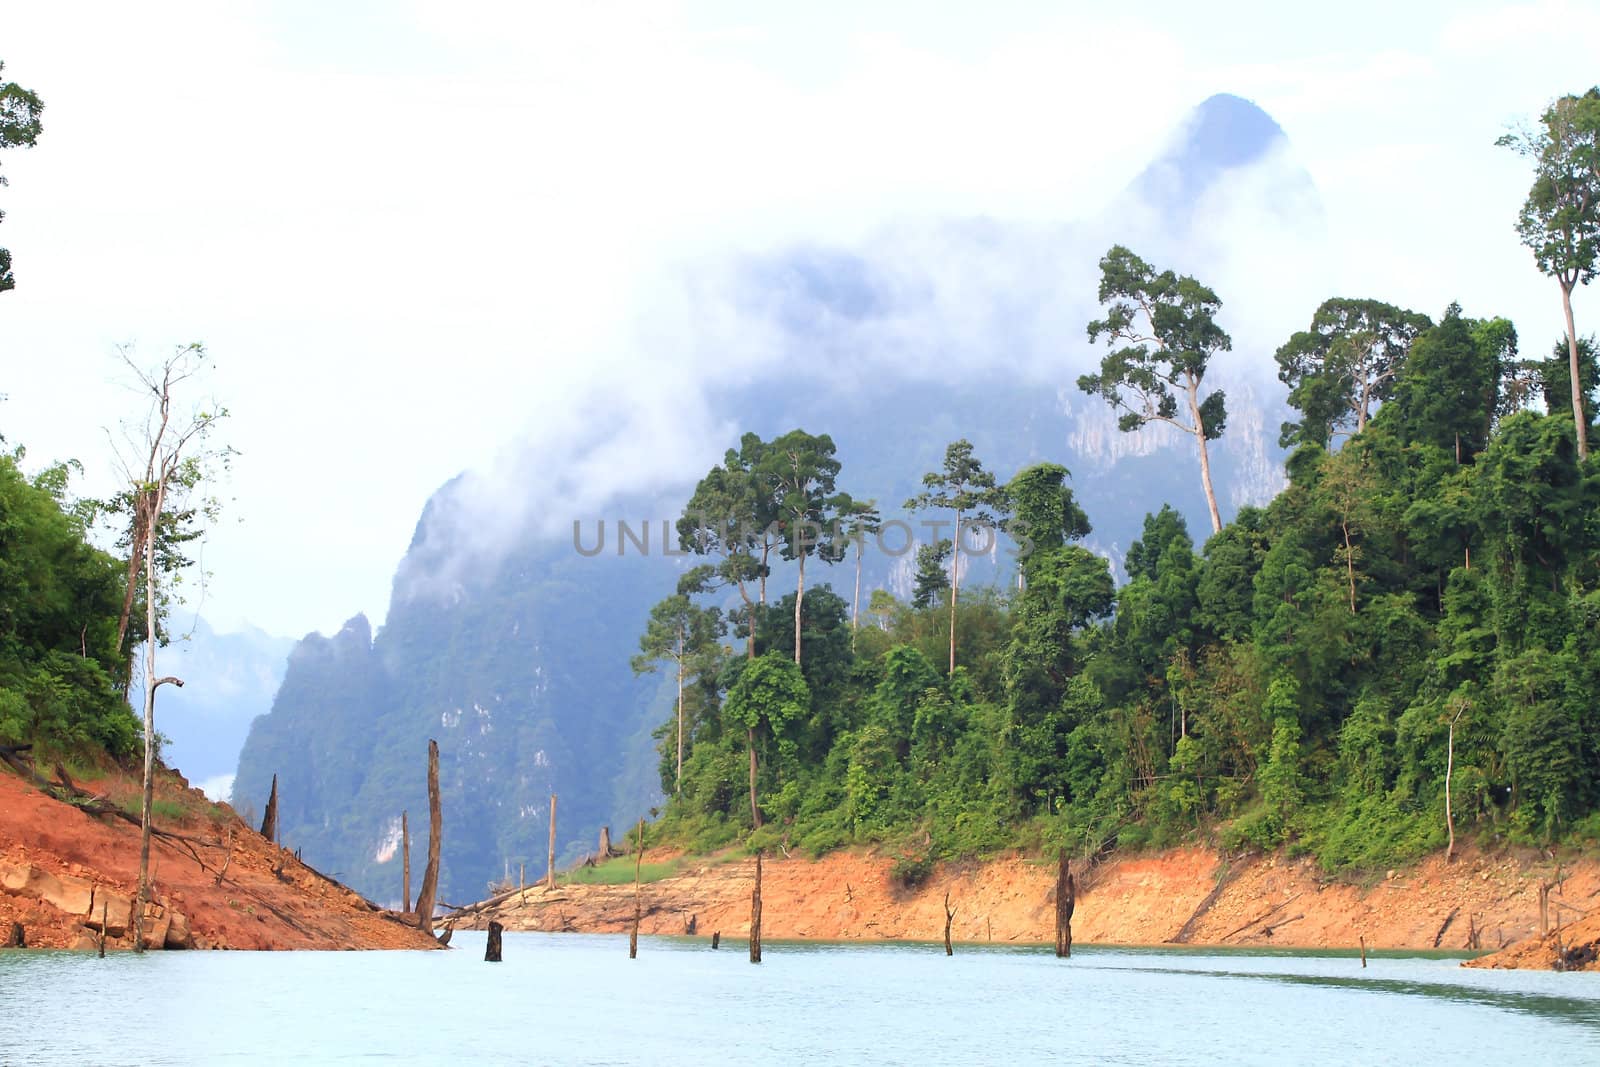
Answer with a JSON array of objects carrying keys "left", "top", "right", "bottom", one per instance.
[{"left": 2, "top": 936, "right": 1598, "bottom": 1066}]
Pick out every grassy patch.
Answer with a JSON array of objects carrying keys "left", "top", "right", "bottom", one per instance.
[{"left": 560, "top": 856, "right": 681, "bottom": 886}]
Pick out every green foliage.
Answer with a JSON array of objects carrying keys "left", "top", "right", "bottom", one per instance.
[
  {"left": 0, "top": 59, "right": 44, "bottom": 294},
  {"left": 0, "top": 455, "right": 137, "bottom": 760}
]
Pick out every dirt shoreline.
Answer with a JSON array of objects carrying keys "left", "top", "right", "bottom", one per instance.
[
  {"left": 0, "top": 763, "right": 437, "bottom": 952},
  {"left": 454, "top": 843, "right": 1597, "bottom": 968}
]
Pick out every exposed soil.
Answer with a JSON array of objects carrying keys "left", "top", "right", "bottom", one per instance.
[
  {"left": 0, "top": 760, "right": 438, "bottom": 952},
  {"left": 456, "top": 843, "right": 1600, "bottom": 967}
]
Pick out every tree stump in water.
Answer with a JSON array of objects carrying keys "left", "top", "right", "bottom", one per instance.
[
  {"left": 750, "top": 851, "right": 763, "bottom": 964},
  {"left": 629, "top": 818, "right": 644, "bottom": 959},
  {"left": 712, "top": 931, "right": 721, "bottom": 950},
  {"left": 1054, "top": 850, "right": 1076, "bottom": 959},
  {"left": 943, "top": 891, "right": 956, "bottom": 957},
  {"left": 415, "top": 740, "right": 442, "bottom": 933},
  {"left": 485, "top": 921, "right": 503, "bottom": 962}
]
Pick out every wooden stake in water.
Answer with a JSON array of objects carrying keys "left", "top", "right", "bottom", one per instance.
[
  {"left": 750, "top": 851, "right": 763, "bottom": 964},
  {"left": 630, "top": 818, "right": 644, "bottom": 959},
  {"left": 1360, "top": 935, "right": 1367, "bottom": 968},
  {"left": 546, "top": 794, "right": 558, "bottom": 891},
  {"left": 485, "top": 920, "right": 503, "bottom": 962},
  {"left": 1054, "top": 849, "right": 1076, "bottom": 959}
]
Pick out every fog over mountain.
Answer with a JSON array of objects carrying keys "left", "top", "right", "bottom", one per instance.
[{"left": 236, "top": 93, "right": 1329, "bottom": 903}]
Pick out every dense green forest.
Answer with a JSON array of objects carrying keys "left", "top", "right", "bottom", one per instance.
[
  {"left": 0, "top": 450, "right": 140, "bottom": 759},
  {"left": 641, "top": 323, "right": 1599, "bottom": 874}
]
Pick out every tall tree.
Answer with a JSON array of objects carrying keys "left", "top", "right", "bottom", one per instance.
[
  {"left": 1274, "top": 298, "right": 1432, "bottom": 448},
  {"left": 906, "top": 440, "right": 1006, "bottom": 673},
  {"left": 1499, "top": 87, "right": 1600, "bottom": 459},
  {"left": 677, "top": 434, "right": 778, "bottom": 659},
  {"left": 912, "top": 539, "right": 953, "bottom": 609},
  {"left": 0, "top": 60, "right": 44, "bottom": 295},
  {"left": 759, "top": 429, "right": 845, "bottom": 667},
  {"left": 631, "top": 585, "right": 724, "bottom": 794},
  {"left": 839, "top": 497, "right": 881, "bottom": 644},
  {"left": 1078, "top": 246, "right": 1230, "bottom": 533},
  {"left": 109, "top": 344, "right": 231, "bottom": 951}
]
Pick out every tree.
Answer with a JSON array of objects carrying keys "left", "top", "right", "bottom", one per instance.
[
  {"left": 912, "top": 539, "right": 952, "bottom": 609},
  {"left": 1274, "top": 298, "right": 1432, "bottom": 448},
  {"left": 631, "top": 587, "right": 724, "bottom": 794},
  {"left": 906, "top": 439, "right": 1007, "bottom": 672},
  {"left": 723, "top": 653, "right": 809, "bottom": 829},
  {"left": 839, "top": 497, "right": 881, "bottom": 643},
  {"left": 1385, "top": 304, "right": 1510, "bottom": 463},
  {"left": 108, "top": 344, "right": 231, "bottom": 951},
  {"left": 1499, "top": 88, "right": 1600, "bottom": 459},
  {"left": 677, "top": 434, "right": 779, "bottom": 659},
  {"left": 759, "top": 429, "right": 846, "bottom": 667},
  {"left": 1079, "top": 245, "right": 1230, "bottom": 533},
  {"left": 0, "top": 60, "right": 44, "bottom": 295}
]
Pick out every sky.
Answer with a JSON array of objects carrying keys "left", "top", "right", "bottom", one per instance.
[{"left": 1, "top": 0, "right": 1596, "bottom": 640}]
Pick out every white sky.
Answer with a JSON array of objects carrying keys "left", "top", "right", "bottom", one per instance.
[{"left": 0, "top": 0, "right": 1596, "bottom": 639}]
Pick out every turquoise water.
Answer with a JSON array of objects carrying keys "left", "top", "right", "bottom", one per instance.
[{"left": 3, "top": 934, "right": 1598, "bottom": 1065}]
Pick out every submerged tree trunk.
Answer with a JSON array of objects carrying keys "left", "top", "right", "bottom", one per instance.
[
  {"left": 546, "top": 794, "right": 558, "bottom": 891},
  {"left": 630, "top": 818, "right": 645, "bottom": 959},
  {"left": 485, "top": 920, "right": 503, "bottom": 962},
  {"left": 943, "top": 891, "right": 955, "bottom": 957},
  {"left": 414, "top": 740, "right": 442, "bottom": 932},
  {"left": 1563, "top": 285, "right": 1589, "bottom": 460},
  {"left": 749, "top": 851, "right": 763, "bottom": 964},
  {"left": 1054, "top": 850, "right": 1076, "bottom": 959}
]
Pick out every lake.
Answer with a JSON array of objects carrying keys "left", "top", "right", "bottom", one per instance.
[{"left": 3, "top": 935, "right": 1598, "bottom": 1064}]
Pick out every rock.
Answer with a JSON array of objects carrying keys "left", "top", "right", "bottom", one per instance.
[
  {"left": 91, "top": 889, "right": 134, "bottom": 936},
  {"left": 68, "top": 930, "right": 99, "bottom": 952},
  {"left": 4, "top": 921, "right": 23, "bottom": 947},
  {"left": 26, "top": 867, "right": 94, "bottom": 916},
  {"left": 164, "top": 911, "right": 192, "bottom": 950},
  {"left": 141, "top": 909, "right": 171, "bottom": 949},
  {"left": 0, "top": 860, "right": 28, "bottom": 892}
]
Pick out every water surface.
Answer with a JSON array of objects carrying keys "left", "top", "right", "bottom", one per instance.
[{"left": 3, "top": 934, "right": 1597, "bottom": 1064}]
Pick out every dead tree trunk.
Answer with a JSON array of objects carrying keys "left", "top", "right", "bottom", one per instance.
[
  {"left": 98, "top": 900, "right": 107, "bottom": 958},
  {"left": 259, "top": 774, "right": 278, "bottom": 844},
  {"left": 1359, "top": 935, "right": 1367, "bottom": 968},
  {"left": 712, "top": 931, "right": 721, "bottom": 950},
  {"left": 546, "top": 794, "right": 558, "bottom": 891},
  {"left": 485, "top": 920, "right": 503, "bottom": 962},
  {"left": 599, "top": 825, "right": 612, "bottom": 859},
  {"left": 414, "top": 740, "right": 442, "bottom": 933},
  {"left": 1540, "top": 882, "right": 1551, "bottom": 935},
  {"left": 4, "top": 922, "right": 23, "bottom": 948},
  {"left": 402, "top": 810, "right": 411, "bottom": 913},
  {"left": 630, "top": 818, "right": 645, "bottom": 959},
  {"left": 1054, "top": 849, "right": 1076, "bottom": 958},
  {"left": 943, "top": 891, "right": 956, "bottom": 957},
  {"left": 750, "top": 851, "right": 763, "bottom": 964},
  {"left": 1445, "top": 703, "right": 1466, "bottom": 863}
]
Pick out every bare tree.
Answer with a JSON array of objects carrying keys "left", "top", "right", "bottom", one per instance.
[{"left": 108, "top": 344, "right": 230, "bottom": 953}]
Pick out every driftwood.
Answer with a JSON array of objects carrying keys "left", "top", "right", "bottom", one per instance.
[
  {"left": 1433, "top": 907, "right": 1460, "bottom": 949},
  {"left": 484, "top": 921, "right": 502, "bottom": 962},
  {"left": 1221, "top": 892, "right": 1302, "bottom": 942},
  {"left": 259, "top": 774, "right": 278, "bottom": 844},
  {"left": 1054, "top": 850, "right": 1076, "bottom": 958},
  {"left": 414, "top": 740, "right": 442, "bottom": 932},
  {"left": 943, "top": 891, "right": 956, "bottom": 957},
  {"left": 1169, "top": 860, "right": 1241, "bottom": 943},
  {"left": 1260, "top": 914, "right": 1303, "bottom": 937},
  {"left": 750, "top": 851, "right": 763, "bottom": 964},
  {"left": 214, "top": 827, "right": 233, "bottom": 887}
]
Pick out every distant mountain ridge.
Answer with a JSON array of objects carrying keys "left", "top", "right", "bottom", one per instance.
[{"left": 235, "top": 93, "right": 1311, "bottom": 903}]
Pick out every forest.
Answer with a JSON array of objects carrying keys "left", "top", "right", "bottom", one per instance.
[{"left": 636, "top": 87, "right": 1600, "bottom": 875}]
